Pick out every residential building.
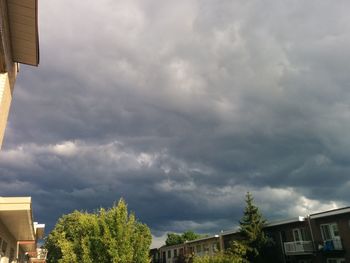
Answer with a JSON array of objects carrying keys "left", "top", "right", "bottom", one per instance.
[
  {"left": 154, "top": 206, "right": 350, "bottom": 263},
  {"left": 156, "top": 231, "right": 242, "bottom": 263},
  {"left": 265, "top": 207, "right": 350, "bottom": 263},
  {"left": 186, "top": 234, "right": 221, "bottom": 259},
  {"left": 0, "top": 0, "right": 39, "bottom": 148},
  {"left": 0, "top": 197, "right": 46, "bottom": 263},
  {"left": 150, "top": 248, "right": 160, "bottom": 263},
  {"left": 159, "top": 243, "right": 186, "bottom": 263}
]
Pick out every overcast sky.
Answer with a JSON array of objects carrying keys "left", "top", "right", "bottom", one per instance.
[{"left": 1, "top": 0, "right": 350, "bottom": 248}]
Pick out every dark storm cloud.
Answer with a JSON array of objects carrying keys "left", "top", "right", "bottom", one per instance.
[{"left": 1, "top": 0, "right": 350, "bottom": 247}]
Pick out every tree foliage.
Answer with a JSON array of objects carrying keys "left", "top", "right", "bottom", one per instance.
[
  {"left": 165, "top": 230, "right": 202, "bottom": 246},
  {"left": 45, "top": 199, "right": 152, "bottom": 263},
  {"left": 192, "top": 252, "right": 244, "bottom": 263},
  {"left": 238, "top": 192, "right": 268, "bottom": 263}
]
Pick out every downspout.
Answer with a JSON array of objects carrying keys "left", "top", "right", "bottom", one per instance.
[
  {"left": 307, "top": 214, "right": 316, "bottom": 254},
  {"left": 278, "top": 232, "right": 286, "bottom": 263},
  {"left": 16, "top": 241, "right": 19, "bottom": 263}
]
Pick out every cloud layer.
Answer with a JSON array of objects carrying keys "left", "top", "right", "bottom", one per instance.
[{"left": 1, "top": 0, "right": 350, "bottom": 246}]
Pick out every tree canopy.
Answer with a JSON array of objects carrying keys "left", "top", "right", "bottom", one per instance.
[
  {"left": 45, "top": 199, "right": 152, "bottom": 263},
  {"left": 165, "top": 230, "right": 203, "bottom": 246}
]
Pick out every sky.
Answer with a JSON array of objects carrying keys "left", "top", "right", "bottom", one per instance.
[{"left": 1, "top": 0, "right": 350, "bottom": 248}]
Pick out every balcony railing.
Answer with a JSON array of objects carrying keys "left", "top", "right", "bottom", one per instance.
[
  {"left": 323, "top": 239, "right": 343, "bottom": 251},
  {"left": 29, "top": 248, "right": 48, "bottom": 262},
  {"left": 284, "top": 241, "right": 314, "bottom": 255}
]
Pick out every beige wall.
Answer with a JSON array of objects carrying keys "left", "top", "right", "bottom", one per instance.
[
  {"left": 0, "top": 0, "right": 18, "bottom": 149},
  {"left": 0, "top": 73, "right": 13, "bottom": 147},
  {"left": 0, "top": 220, "right": 18, "bottom": 263}
]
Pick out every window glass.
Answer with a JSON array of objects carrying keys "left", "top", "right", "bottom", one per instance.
[
  {"left": 332, "top": 224, "right": 339, "bottom": 237},
  {"left": 321, "top": 223, "right": 339, "bottom": 240},
  {"left": 1, "top": 241, "right": 7, "bottom": 254},
  {"left": 9, "top": 248, "right": 14, "bottom": 262},
  {"left": 167, "top": 250, "right": 171, "bottom": 258},
  {"left": 293, "top": 229, "right": 300, "bottom": 241},
  {"left": 321, "top": 225, "right": 332, "bottom": 240},
  {"left": 174, "top": 249, "right": 177, "bottom": 257},
  {"left": 300, "top": 228, "right": 307, "bottom": 240},
  {"left": 196, "top": 245, "right": 201, "bottom": 253},
  {"left": 212, "top": 242, "right": 219, "bottom": 252}
]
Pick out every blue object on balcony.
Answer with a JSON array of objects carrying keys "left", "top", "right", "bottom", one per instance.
[{"left": 323, "top": 240, "right": 334, "bottom": 251}]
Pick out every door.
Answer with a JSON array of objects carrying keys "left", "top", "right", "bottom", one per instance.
[
  {"left": 320, "top": 223, "right": 341, "bottom": 250},
  {"left": 293, "top": 228, "right": 307, "bottom": 252}
]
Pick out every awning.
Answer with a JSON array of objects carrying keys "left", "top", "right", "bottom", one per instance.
[
  {"left": 0, "top": 197, "right": 35, "bottom": 241},
  {"left": 6, "top": 0, "right": 39, "bottom": 66}
]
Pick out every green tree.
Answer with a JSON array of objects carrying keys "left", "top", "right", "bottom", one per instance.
[
  {"left": 238, "top": 192, "right": 268, "bottom": 263},
  {"left": 45, "top": 199, "right": 152, "bottom": 263},
  {"left": 165, "top": 233, "right": 183, "bottom": 246},
  {"left": 192, "top": 252, "right": 244, "bottom": 263},
  {"left": 165, "top": 230, "right": 202, "bottom": 246}
]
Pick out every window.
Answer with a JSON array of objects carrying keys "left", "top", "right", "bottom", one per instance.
[
  {"left": 9, "top": 248, "right": 14, "bottom": 262},
  {"left": 203, "top": 244, "right": 209, "bottom": 253},
  {"left": 1, "top": 241, "right": 7, "bottom": 254},
  {"left": 293, "top": 228, "right": 309, "bottom": 241},
  {"left": 321, "top": 223, "right": 339, "bottom": 240},
  {"left": 196, "top": 245, "right": 201, "bottom": 253},
  {"left": 212, "top": 242, "right": 219, "bottom": 252},
  {"left": 174, "top": 249, "right": 177, "bottom": 257},
  {"left": 327, "top": 259, "right": 346, "bottom": 263},
  {"left": 179, "top": 248, "right": 184, "bottom": 255},
  {"left": 167, "top": 250, "right": 171, "bottom": 258}
]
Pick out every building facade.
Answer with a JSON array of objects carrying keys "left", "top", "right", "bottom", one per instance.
[
  {"left": 153, "top": 232, "right": 241, "bottom": 263},
  {"left": 265, "top": 207, "right": 350, "bottom": 263},
  {"left": 0, "top": 197, "right": 46, "bottom": 263},
  {"left": 0, "top": 0, "right": 39, "bottom": 148},
  {"left": 153, "top": 207, "right": 350, "bottom": 263}
]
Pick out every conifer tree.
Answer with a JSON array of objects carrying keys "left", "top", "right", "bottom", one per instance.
[{"left": 239, "top": 192, "right": 268, "bottom": 263}]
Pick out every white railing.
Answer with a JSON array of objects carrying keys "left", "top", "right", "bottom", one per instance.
[
  {"left": 30, "top": 248, "right": 48, "bottom": 260},
  {"left": 284, "top": 241, "right": 314, "bottom": 255},
  {"left": 323, "top": 239, "right": 342, "bottom": 251}
]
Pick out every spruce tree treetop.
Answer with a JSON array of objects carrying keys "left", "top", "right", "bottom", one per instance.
[{"left": 239, "top": 192, "right": 268, "bottom": 263}]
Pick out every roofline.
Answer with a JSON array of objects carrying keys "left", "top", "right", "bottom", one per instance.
[
  {"left": 309, "top": 207, "right": 350, "bottom": 219},
  {"left": 264, "top": 216, "right": 305, "bottom": 227},
  {"left": 185, "top": 235, "right": 220, "bottom": 244},
  {"left": 159, "top": 243, "right": 185, "bottom": 249},
  {"left": 220, "top": 228, "right": 239, "bottom": 236}
]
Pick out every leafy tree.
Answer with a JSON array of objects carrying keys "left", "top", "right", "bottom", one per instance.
[
  {"left": 165, "top": 233, "right": 184, "bottom": 246},
  {"left": 45, "top": 199, "right": 152, "bottom": 263},
  {"left": 238, "top": 192, "right": 268, "bottom": 263},
  {"left": 165, "top": 230, "right": 202, "bottom": 246},
  {"left": 192, "top": 252, "right": 244, "bottom": 263}
]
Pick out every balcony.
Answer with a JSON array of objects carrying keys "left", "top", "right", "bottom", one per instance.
[
  {"left": 322, "top": 239, "right": 343, "bottom": 251},
  {"left": 284, "top": 241, "right": 314, "bottom": 255},
  {"left": 29, "top": 248, "right": 48, "bottom": 262}
]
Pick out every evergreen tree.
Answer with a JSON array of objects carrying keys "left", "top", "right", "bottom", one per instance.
[{"left": 238, "top": 192, "right": 268, "bottom": 263}]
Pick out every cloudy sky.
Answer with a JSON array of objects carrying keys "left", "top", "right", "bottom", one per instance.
[{"left": 1, "top": 0, "right": 350, "bottom": 247}]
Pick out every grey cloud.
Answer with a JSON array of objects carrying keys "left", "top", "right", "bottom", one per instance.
[{"left": 1, "top": 0, "right": 350, "bottom": 241}]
